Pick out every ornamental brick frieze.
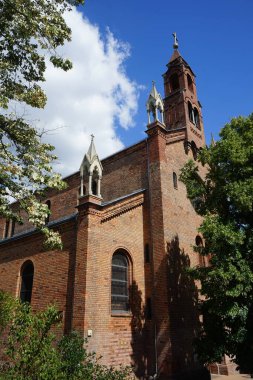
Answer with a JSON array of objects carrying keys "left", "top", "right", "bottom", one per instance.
[{"left": 101, "top": 193, "right": 144, "bottom": 223}]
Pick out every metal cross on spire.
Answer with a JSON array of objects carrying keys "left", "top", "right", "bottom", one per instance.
[{"left": 172, "top": 32, "right": 179, "bottom": 50}]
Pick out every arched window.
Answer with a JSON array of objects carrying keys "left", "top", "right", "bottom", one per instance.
[
  {"left": 45, "top": 200, "right": 51, "bottom": 224},
  {"left": 188, "top": 101, "right": 194, "bottom": 123},
  {"left": 111, "top": 250, "right": 129, "bottom": 312},
  {"left": 92, "top": 180, "right": 97, "bottom": 195},
  {"left": 91, "top": 167, "right": 99, "bottom": 196},
  {"left": 187, "top": 74, "right": 194, "bottom": 92},
  {"left": 169, "top": 73, "right": 180, "bottom": 92},
  {"left": 194, "top": 108, "right": 200, "bottom": 129},
  {"left": 195, "top": 236, "right": 205, "bottom": 267},
  {"left": 20, "top": 261, "right": 34, "bottom": 303},
  {"left": 173, "top": 172, "right": 178, "bottom": 189}
]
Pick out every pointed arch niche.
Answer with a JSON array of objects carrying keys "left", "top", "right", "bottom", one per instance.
[
  {"left": 79, "top": 137, "right": 103, "bottom": 198},
  {"left": 20, "top": 260, "right": 34, "bottom": 304},
  {"left": 146, "top": 82, "right": 165, "bottom": 125}
]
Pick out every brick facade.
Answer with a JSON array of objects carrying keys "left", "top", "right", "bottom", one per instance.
[{"left": 0, "top": 47, "right": 212, "bottom": 379}]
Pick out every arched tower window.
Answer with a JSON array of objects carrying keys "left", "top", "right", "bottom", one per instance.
[
  {"left": 91, "top": 167, "right": 99, "bottom": 196},
  {"left": 188, "top": 101, "right": 194, "bottom": 123},
  {"left": 111, "top": 250, "right": 129, "bottom": 313},
  {"left": 45, "top": 200, "right": 51, "bottom": 224},
  {"left": 187, "top": 74, "right": 194, "bottom": 93},
  {"left": 194, "top": 108, "right": 200, "bottom": 129},
  {"left": 173, "top": 172, "right": 178, "bottom": 189},
  {"left": 169, "top": 73, "right": 180, "bottom": 92},
  {"left": 20, "top": 261, "right": 34, "bottom": 304}
]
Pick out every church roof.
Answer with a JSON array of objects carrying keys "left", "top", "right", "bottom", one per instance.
[{"left": 169, "top": 49, "right": 181, "bottom": 63}]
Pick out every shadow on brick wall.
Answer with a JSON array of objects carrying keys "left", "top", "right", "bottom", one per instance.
[
  {"left": 128, "top": 235, "right": 210, "bottom": 379},
  {"left": 129, "top": 280, "right": 146, "bottom": 377},
  {"left": 165, "top": 235, "right": 210, "bottom": 380}
]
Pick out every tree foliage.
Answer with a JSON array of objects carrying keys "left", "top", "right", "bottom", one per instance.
[
  {"left": 0, "top": 0, "right": 84, "bottom": 249},
  {"left": 0, "top": 291, "right": 132, "bottom": 380},
  {"left": 180, "top": 114, "right": 253, "bottom": 372}
]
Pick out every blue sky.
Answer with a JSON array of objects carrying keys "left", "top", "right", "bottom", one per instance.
[
  {"left": 81, "top": 0, "right": 253, "bottom": 147},
  {"left": 30, "top": 1, "right": 253, "bottom": 176}
]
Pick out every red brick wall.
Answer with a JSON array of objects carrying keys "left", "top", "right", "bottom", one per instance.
[
  {"left": 71, "top": 193, "right": 149, "bottom": 375},
  {"left": 0, "top": 141, "right": 148, "bottom": 239},
  {"left": 0, "top": 220, "right": 76, "bottom": 334}
]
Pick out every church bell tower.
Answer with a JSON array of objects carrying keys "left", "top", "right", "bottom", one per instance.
[{"left": 163, "top": 33, "right": 205, "bottom": 148}]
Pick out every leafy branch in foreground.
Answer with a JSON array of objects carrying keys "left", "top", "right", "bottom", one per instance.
[
  {"left": 0, "top": 290, "right": 132, "bottom": 380},
  {"left": 180, "top": 114, "right": 253, "bottom": 372},
  {"left": 0, "top": 0, "right": 84, "bottom": 249}
]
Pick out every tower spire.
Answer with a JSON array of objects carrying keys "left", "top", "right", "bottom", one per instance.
[{"left": 210, "top": 133, "right": 216, "bottom": 147}]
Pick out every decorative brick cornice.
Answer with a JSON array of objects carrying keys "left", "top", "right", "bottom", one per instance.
[
  {"left": 166, "top": 128, "right": 186, "bottom": 144},
  {"left": 101, "top": 193, "right": 144, "bottom": 223},
  {"left": 0, "top": 213, "right": 77, "bottom": 246},
  {"left": 190, "top": 125, "right": 202, "bottom": 139}
]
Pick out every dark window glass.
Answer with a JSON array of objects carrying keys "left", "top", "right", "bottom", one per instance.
[
  {"left": 92, "top": 180, "right": 97, "bottom": 195},
  {"left": 169, "top": 73, "right": 180, "bottom": 92},
  {"left": 11, "top": 220, "right": 15, "bottom": 237},
  {"left": 20, "top": 262, "right": 34, "bottom": 304},
  {"left": 188, "top": 101, "right": 194, "bottom": 123},
  {"left": 173, "top": 172, "right": 178, "bottom": 189},
  {"left": 111, "top": 252, "right": 129, "bottom": 312},
  {"left": 4, "top": 220, "right": 9, "bottom": 238},
  {"left": 144, "top": 244, "right": 150, "bottom": 263},
  {"left": 45, "top": 200, "right": 51, "bottom": 224},
  {"left": 194, "top": 108, "right": 200, "bottom": 129}
]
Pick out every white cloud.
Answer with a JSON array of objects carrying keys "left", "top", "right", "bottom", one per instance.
[{"left": 28, "top": 9, "right": 140, "bottom": 177}]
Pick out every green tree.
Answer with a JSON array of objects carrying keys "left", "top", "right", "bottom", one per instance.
[
  {"left": 0, "top": 291, "right": 132, "bottom": 380},
  {"left": 0, "top": 0, "right": 84, "bottom": 249},
  {"left": 180, "top": 114, "right": 253, "bottom": 372}
]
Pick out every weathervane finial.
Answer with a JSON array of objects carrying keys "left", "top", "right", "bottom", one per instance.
[{"left": 172, "top": 32, "right": 179, "bottom": 50}]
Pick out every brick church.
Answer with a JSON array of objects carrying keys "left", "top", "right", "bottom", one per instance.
[{"left": 0, "top": 37, "right": 213, "bottom": 379}]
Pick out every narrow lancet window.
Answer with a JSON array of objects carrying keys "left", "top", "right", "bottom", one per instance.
[
  {"left": 20, "top": 261, "right": 34, "bottom": 304},
  {"left": 173, "top": 172, "right": 178, "bottom": 189},
  {"left": 111, "top": 251, "right": 129, "bottom": 312}
]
